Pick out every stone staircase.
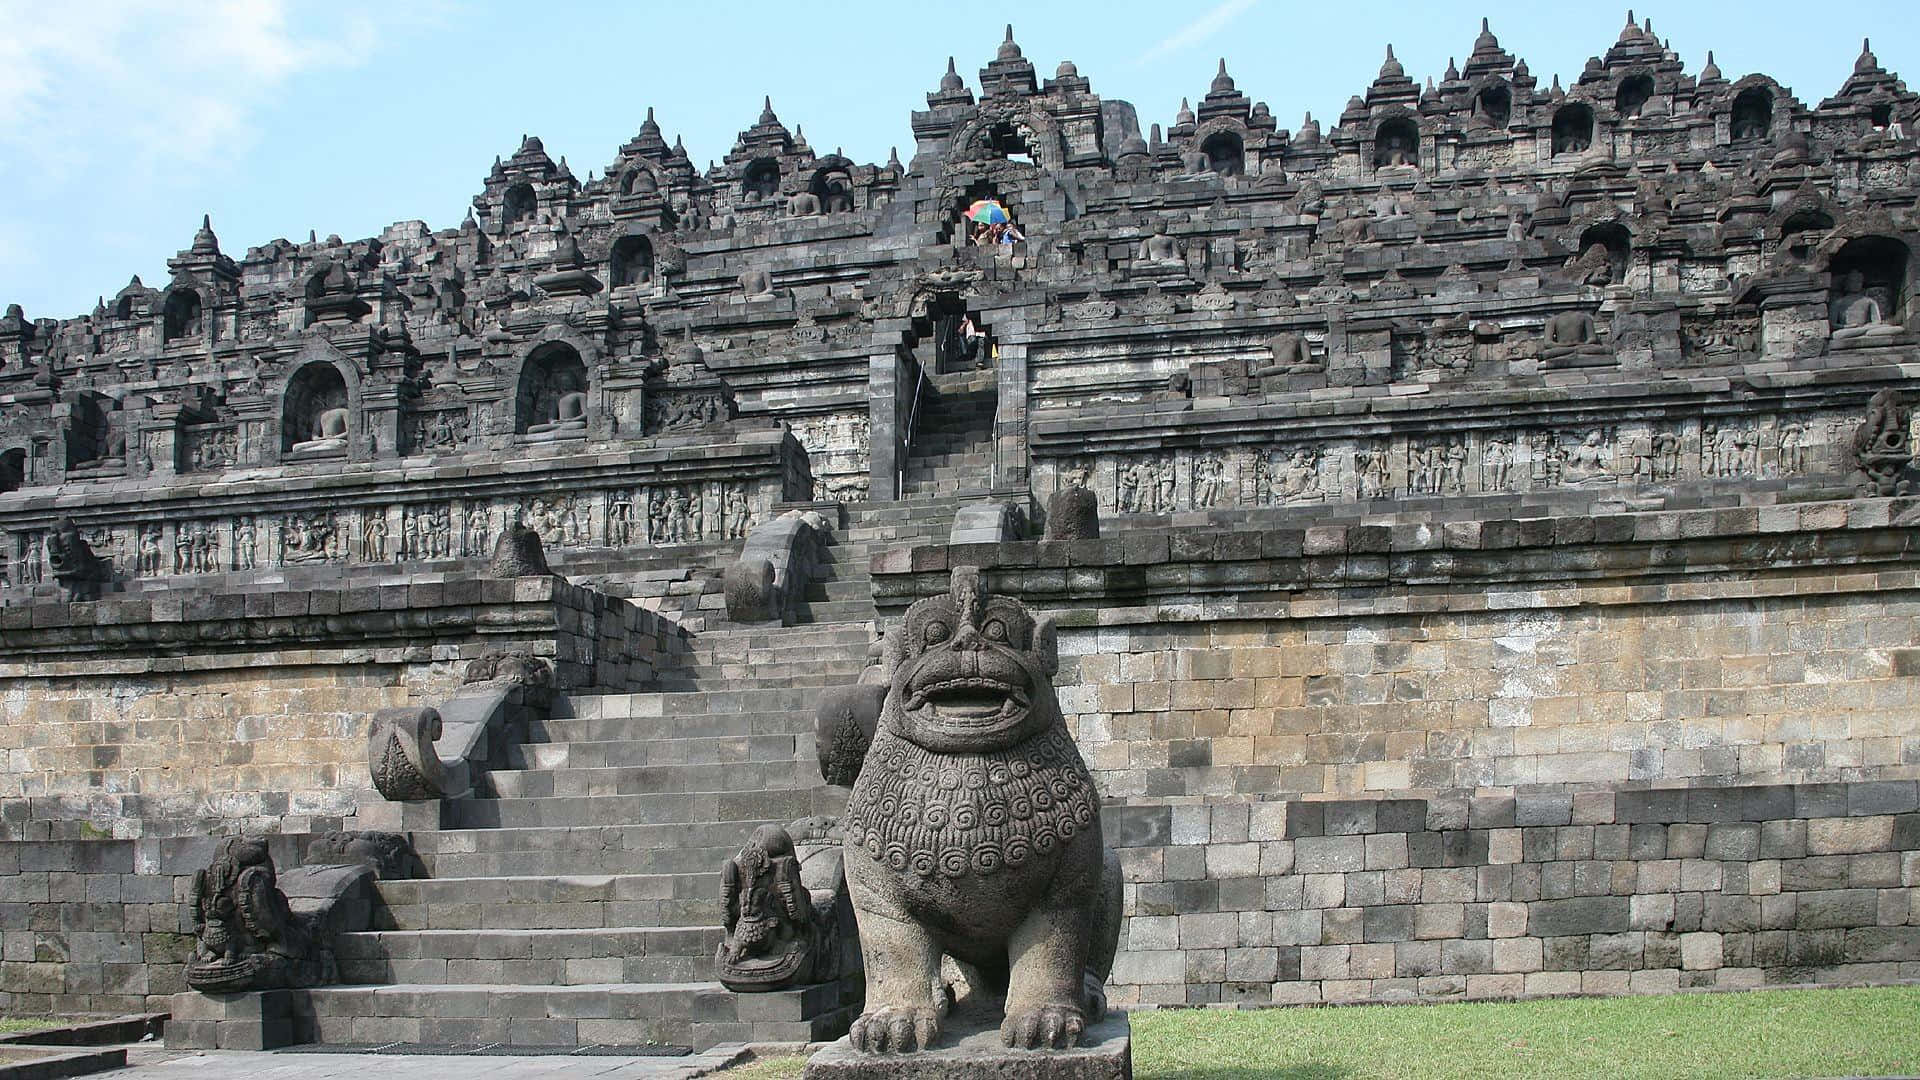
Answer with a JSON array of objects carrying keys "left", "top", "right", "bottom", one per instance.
[
  {"left": 297, "top": 493, "right": 987, "bottom": 1050},
  {"left": 901, "top": 371, "right": 996, "bottom": 497},
  {"left": 310, "top": 678, "right": 859, "bottom": 1049}
]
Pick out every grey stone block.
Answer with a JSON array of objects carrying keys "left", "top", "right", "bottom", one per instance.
[
  {"left": 1704, "top": 823, "right": 1762, "bottom": 862},
  {"left": 1528, "top": 897, "right": 1630, "bottom": 937}
]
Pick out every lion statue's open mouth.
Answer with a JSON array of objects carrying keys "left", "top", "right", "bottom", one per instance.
[{"left": 905, "top": 674, "right": 1031, "bottom": 734}]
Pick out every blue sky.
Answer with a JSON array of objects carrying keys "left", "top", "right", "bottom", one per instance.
[{"left": 0, "top": 1, "right": 1908, "bottom": 319}]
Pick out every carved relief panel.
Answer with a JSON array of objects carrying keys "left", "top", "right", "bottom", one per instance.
[
  {"left": 172, "top": 520, "right": 221, "bottom": 574},
  {"left": 1254, "top": 447, "right": 1328, "bottom": 506},
  {"left": 463, "top": 503, "right": 495, "bottom": 557},
  {"left": 1114, "top": 456, "right": 1177, "bottom": 514},
  {"left": 404, "top": 409, "right": 469, "bottom": 454},
  {"left": 277, "top": 512, "right": 339, "bottom": 565},
  {"left": 232, "top": 516, "right": 260, "bottom": 570},
  {"left": 397, "top": 504, "right": 452, "bottom": 560},
  {"left": 182, "top": 425, "right": 239, "bottom": 472},
  {"left": 1405, "top": 438, "right": 1469, "bottom": 496}
]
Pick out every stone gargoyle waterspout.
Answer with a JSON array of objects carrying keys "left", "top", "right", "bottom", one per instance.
[
  {"left": 717, "top": 817, "right": 856, "bottom": 992},
  {"left": 186, "top": 837, "right": 327, "bottom": 993}
]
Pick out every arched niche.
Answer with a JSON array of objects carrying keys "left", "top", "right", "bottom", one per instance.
[
  {"left": 619, "top": 166, "right": 659, "bottom": 197},
  {"left": 949, "top": 104, "right": 1066, "bottom": 174},
  {"left": 1615, "top": 74, "right": 1654, "bottom": 118},
  {"left": 1373, "top": 117, "right": 1419, "bottom": 169},
  {"left": 0, "top": 448, "right": 25, "bottom": 494},
  {"left": 162, "top": 288, "right": 202, "bottom": 342},
  {"left": 1826, "top": 234, "right": 1909, "bottom": 337},
  {"left": 503, "top": 183, "right": 537, "bottom": 225},
  {"left": 1870, "top": 103, "right": 1894, "bottom": 129},
  {"left": 282, "top": 361, "right": 352, "bottom": 455},
  {"left": 112, "top": 294, "right": 136, "bottom": 321},
  {"left": 1779, "top": 206, "right": 1834, "bottom": 262},
  {"left": 64, "top": 395, "right": 115, "bottom": 468},
  {"left": 1200, "top": 131, "right": 1245, "bottom": 176},
  {"left": 1552, "top": 104, "right": 1595, "bottom": 156},
  {"left": 515, "top": 341, "right": 589, "bottom": 436},
  {"left": 1577, "top": 222, "right": 1632, "bottom": 283},
  {"left": 808, "top": 158, "right": 856, "bottom": 213},
  {"left": 1731, "top": 87, "right": 1774, "bottom": 142},
  {"left": 1473, "top": 83, "right": 1512, "bottom": 128},
  {"left": 985, "top": 121, "right": 1034, "bottom": 163},
  {"left": 743, "top": 159, "right": 781, "bottom": 201},
  {"left": 303, "top": 267, "right": 333, "bottom": 304},
  {"left": 941, "top": 178, "right": 1017, "bottom": 247},
  {"left": 610, "top": 234, "right": 654, "bottom": 288}
]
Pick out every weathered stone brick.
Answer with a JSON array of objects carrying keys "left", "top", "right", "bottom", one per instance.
[
  {"left": 1807, "top": 816, "right": 1895, "bottom": 855},
  {"left": 1528, "top": 896, "right": 1629, "bottom": 937}
]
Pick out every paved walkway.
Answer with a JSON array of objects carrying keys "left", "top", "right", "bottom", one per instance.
[{"left": 103, "top": 1044, "right": 753, "bottom": 1079}]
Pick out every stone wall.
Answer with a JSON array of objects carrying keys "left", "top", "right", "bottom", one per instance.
[
  {"left": 1050, "top": 587, "right": 1920, "bottom": 798},
  {"left": 0, "top": 575, "right": 669, "bottom": 840},
  {"left": 0, "top": 835, "right": 280, "bottom": 1017},
  {"left": 869, "top": 499, "right": 1920, "bottom": 1003},
  {"left": 876, "top": 499, "right": 1920, "bottom": 796},
  {"left": 1100, "top": 782, "right": 1920, "bottom": 1005}
]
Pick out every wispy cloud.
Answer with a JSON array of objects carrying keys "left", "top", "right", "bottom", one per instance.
[
  {"left": 0, "top": 0, "right": 440, "bottom": 314},
  {"left": 1134, "top": 0, "right": 1258, "bottom": 67},
  {"left": 0, "top": 0, "right": 434, "bottom": 186}
]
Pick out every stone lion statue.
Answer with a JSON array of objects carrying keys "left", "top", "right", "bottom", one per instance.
[{"left": 838, "top": 565, "right": 1120, "bottom": 1052}]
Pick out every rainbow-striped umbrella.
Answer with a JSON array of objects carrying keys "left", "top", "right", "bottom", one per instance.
[{"left": 966, "top": 199, "right": 1011, "bottom": 224}]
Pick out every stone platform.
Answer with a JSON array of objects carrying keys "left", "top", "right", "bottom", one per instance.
[
  {"left": 165, "top": 990, "right": 298, "bottom": 1051},
  {"left": 805, "top": 1013, "right": 1131, "bottom": 1080}
]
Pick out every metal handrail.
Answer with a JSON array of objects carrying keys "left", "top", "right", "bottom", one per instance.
[{"left": 897, "top": 353, "right": 928, "bottom": 498}]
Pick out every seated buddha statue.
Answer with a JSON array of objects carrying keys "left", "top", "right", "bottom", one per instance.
[
  {"left": 1540, "top": 311, "right": 1613, "bottom": 366},
  {"left": 527, "top": 391, "right": 588, "bottom": 438},
  {"left": 1137, "top": 222, "right": 1183, "bottom": 268},
  {"left": 1247, "top": 331, "right": 1319, "bottom": 388},
  {"left": 290, "top": 406, "right": 349, "bottom": 453},
  {"left": 739, "top": 269, "right": 776, "bottom": 300},
  {"left": 1830, "top": 270, "right": 1901, "bottom": 341}
]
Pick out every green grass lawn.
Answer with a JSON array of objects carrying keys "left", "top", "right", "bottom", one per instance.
[
  {"left": 724, "top": 987, "right": 1920, "bottom": 1080},
  {"left": 0, "top": 1018, "right": 58, "bottom": 1034}
]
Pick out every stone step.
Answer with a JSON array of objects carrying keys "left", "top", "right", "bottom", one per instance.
[
  {"left": 900, "top": 481, "right": 993, "bottom": 499},
  {"left": 442, "top": 785, "right": 837, "bottom": 831},
  {"left": 374, "top": 873, "right": 719, "bottom": 931},
  {"left": 335, "top": 925, "right": 724, "bottom": 987},
  {"left": 654, "top": 671, "right": 859, "bottom": 692},
  {"left": 560, "top": 687, "right": 822, "bottom": 718},
  {"left": 790, "top": 601, "right": 880, "bottom": 624},
  {"left": 505, "top": 733, "right": 804, "bottom": 771},
  {"left": 686, "top": 621, "right": 872, "bottom": 644},
  {"left": 297, "top": 977, "right": 861, "bottom": 1050},
  {"left": 904, "top": 455, "right": 993, "bottom": 473},
  {"left": 526, "top": 711, "right": 816, "bottom": 743},
  {"left": 848, "top": 493, "right": 983, "bottom": 516},
  {"left": 800, "top": 579, "right": 873, "bottom": 601},
  {"left": 902, "top": 463, "right": 994, "bottom": 482},
  {"left": 909, "top": 428, "right": 995, "bottom": 446},
  {"left": 663, "top": 660, "right": 867, "bottom": 683},
  {"left": 419, "top": 844, "right": 735, "bottom": 880},
  {"left": 902, "top": 469, "right": 994, "bottom": 489},
  {"left": 410, "top": 819, "right": 774, "bottom": 858},
  {"left": 845, "top": 510, "right": 967, "bottom": 527},
  {"left": 485, "top": 759, "right": 819, "bottom": 799}
]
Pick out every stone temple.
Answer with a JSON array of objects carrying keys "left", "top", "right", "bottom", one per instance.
[{"left": 3, "top": 15, "right": 1920, "bottom": 1052}]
